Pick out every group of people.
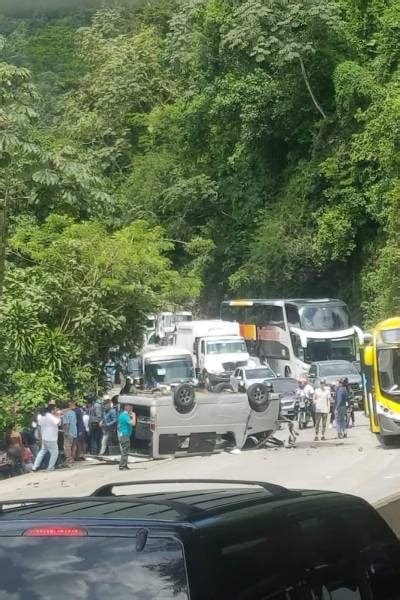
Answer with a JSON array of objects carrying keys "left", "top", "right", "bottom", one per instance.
[
  {"left": 1, "top": 393, "right": 137, "bottom": 478},
  {"left": 296, "top": 376, "right": 353, "bottom": 441}
]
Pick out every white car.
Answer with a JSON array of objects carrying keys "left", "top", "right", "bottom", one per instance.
[{"left": 231, "top": 365, "right": 276, "bottom": 393}]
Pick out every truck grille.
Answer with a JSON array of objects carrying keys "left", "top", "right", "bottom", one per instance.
[{"left": 222, "top": 360, "right": 248, "bottom": 372}]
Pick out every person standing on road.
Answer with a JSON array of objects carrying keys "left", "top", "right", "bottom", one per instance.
[
  {"left": 63, "top": 399, "right": 78, "bottom": 467},
  {"left": 88, "top": 394, "right": 103, "bottom": 455},
  {"left": 100, "top": 396, "right": 118, "bottom": 455},
  {"left": 32, "top": 406, "right": 61, "bottom": 472},
  {"left": 313, "top": 379, "right": 331, "bottom": 441},
  {"left": 335, "top": 378, "right": 349, "bottom": 439},
  {"left": 74, "top": 403, "right": 85, "bottom": 460},
  {"left": 118, "top": 404, "right": 136, "bottom": 471}
]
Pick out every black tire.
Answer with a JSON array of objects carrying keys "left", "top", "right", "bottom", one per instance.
[
  {"left": 379, "top": 435, "right": 400, "bottom": 448},
  {"left": 247, "top": 383, "right": 270, "bottom": 413},
  {"left": 173, "top": 384, "right": 195, "bottom": 414},
  {"left": 214, "top": 382, "right": 234, "bottom": 393},
  {"left": 202, "top": 371, "right": 211, "bottom": 390}
]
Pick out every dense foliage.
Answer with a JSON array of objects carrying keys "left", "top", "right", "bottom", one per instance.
[{"left": 0, "top": 0, "right": 399, "bottom": 425}]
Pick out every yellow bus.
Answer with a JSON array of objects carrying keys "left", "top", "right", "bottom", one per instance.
[{"left": 363, "top": 317, "right": 400, "bottom": 443}]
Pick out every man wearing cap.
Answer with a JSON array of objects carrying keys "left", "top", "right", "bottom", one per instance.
[{"left": 313, "top": 378, "right": 331, "bottom": 441}]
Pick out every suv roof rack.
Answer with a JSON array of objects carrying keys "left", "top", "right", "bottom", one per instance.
[{"left": 91, "top": 478, "right": 291, "bottom": 498}]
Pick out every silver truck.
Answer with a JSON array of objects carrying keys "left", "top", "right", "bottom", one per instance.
[{"left": 119, "top": 383, "right": 280, "bottom": 459}]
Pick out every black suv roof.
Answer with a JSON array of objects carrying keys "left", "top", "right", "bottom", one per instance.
[{"left": 0, "top": 479, "right": 333, "bottom": 526}]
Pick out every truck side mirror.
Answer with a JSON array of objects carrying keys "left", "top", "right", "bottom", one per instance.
[{"left": 363, "top": 346, "right": 374, "bottom": 367}]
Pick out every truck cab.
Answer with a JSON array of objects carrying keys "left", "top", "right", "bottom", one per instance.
[
  {"left": 136, "top": 346, "right": 197, "bottom": 390},
  {"left": 175, "top": 320, "right": 249, "bottom": 387}
]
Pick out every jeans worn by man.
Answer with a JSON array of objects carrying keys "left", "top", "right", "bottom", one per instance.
[
  {"left": 34, "top": 440, "right": 59, "bottom": 471},
  {"left": 335, "top": 406, "right": 347, "bottom": 438}
]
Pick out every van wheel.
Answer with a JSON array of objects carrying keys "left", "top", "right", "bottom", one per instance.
[
  {"left": 247, "top": 383, "right": 270, "bottom": 413},
  {"left": 214, "top": 382, "right": 234, "bottom": 393},
  {"left": 284, "top": 366, "right": 292, "bottom": 378},
  {"left": 173, "top": 384, "right": 195, "bottom": 414}
]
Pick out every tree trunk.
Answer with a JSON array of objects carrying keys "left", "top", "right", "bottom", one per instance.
[{"left": 299, "top": 56, "right": 327, "bottom": 120}]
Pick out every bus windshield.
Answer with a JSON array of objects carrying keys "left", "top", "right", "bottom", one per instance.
[
  {"left": 145, "top": 358, "right": 194, "bottom": 384},
  {"left": 378, "top": 348, "right": 400, "bottom": 397},
  {"left": 299, "top": 305, "right": 351, "bottom": 332},
  {"left": 305, "top": 337, "right": 356, "bottom": 363},
  {"left": 207, "top": 340, "right": 247, "bottom": 355}
]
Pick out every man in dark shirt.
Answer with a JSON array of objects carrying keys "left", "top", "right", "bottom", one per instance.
[{"left": 335, "top": 378, "right": 349, "bottom": 439}]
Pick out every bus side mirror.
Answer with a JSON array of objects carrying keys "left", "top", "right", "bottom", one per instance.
[{"left": 364, "top": 346, "right": 374, "bottom": 367}]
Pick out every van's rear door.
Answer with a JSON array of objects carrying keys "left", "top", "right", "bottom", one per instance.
[{"left": 0, "top": 527, "right": 190, "bottom": 599}]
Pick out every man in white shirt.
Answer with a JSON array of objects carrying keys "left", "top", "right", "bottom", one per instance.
[
  {"left": 32, "top": 405, "right": 61, "bottom": 472},
  {"left": 313, "top": 378, "right": 331, "bottom": 442}
]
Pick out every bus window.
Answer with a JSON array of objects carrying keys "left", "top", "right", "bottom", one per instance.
[
  {"left": 290, "top": 333, "right": 304, "bottom": 360},
  {"left": 286, "top": 305, "right": 300, "bottom": 327},
  {"left": 220, "top": 303, "right": 246, "bottom": 323},
  {"left": 249, "top": 305, "right": 286, "bottom": 330}
]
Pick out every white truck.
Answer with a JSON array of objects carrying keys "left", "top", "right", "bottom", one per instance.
[
  {"left": 174, "top": 320, "right": 249, "bottom": 388},
  {"left": 138, "top": 346, "right": 197, "bottom": 390}
]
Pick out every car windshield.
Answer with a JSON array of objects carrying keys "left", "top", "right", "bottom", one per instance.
[
  {"left": 378, "top": 348, "right": 400, "bottom": 397},
  {"left": 299, "top": 305, "right": 351, "bottom": 332},
  {"left": 319, "top": 363, "right": 359, "bottom": 377},
  {"left": 246, "top": 368, "right": 275, "bottom": 379},
  {"left": 145, "top": 359, "right": 193, "bottom": 384},
  {"left": 207, "top": 340, "right": 247, "bottom": 354}
]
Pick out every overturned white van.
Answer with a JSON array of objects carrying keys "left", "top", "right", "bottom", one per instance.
[{"left": 118, "top": 383, "right": 280, "bottom": 459}]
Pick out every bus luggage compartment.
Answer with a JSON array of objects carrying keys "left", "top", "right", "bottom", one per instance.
[{"left": 119, "top": 384, "right": 280, "bottom": 459}]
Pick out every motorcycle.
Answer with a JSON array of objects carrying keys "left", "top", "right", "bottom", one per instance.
[
  {"left": 295, "top": 397, "right": 314, "bottom": 430},
  {"left": 346, "top": 396, "right": 355, "bottom": 428}
]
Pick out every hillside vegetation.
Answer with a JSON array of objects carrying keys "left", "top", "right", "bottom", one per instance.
[{"left": 0, "top": 0, "right": 398, "bottom": 423}]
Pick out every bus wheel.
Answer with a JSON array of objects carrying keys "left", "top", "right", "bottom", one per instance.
[
  {"left": 379, "top": 435, "right": 400, "bottom": 448},
  {"left": 284, "top": 366, "right": 292, "bottom": 378}
]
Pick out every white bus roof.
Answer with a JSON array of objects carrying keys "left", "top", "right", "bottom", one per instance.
[{"left": 224, "top": 298, "right": 345, "bottom": 306}]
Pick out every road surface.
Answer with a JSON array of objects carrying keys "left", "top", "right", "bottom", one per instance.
[{"left": 1, "top": 415, "right": 400, "bottom": 534}]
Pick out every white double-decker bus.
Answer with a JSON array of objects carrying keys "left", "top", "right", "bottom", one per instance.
[{"left": 221, "top": 298, "right": 362, "bottom": 379}]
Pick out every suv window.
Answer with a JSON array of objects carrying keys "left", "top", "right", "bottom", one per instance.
[{"left": 0, "top": 535, "right": 189, "bottom": 599}]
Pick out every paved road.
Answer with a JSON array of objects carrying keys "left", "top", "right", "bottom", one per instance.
[{"left": 1, "top": 415, "right": 400, "bottom": 532}]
